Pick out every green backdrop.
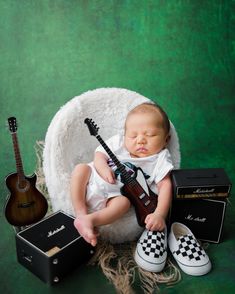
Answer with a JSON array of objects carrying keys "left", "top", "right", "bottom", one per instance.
[{"left": 0, "top": 1, "right": 235, "bottom": 293}]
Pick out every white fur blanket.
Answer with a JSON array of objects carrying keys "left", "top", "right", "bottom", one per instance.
[{"left": 43, "top": 88, "right": 180, "bottom": 243}]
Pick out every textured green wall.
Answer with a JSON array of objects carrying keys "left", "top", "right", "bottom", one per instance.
[
  {"left": 1, "top": 0, "right": 234, "bottom": 175},
  {"left": 0, "top": 1, "right": 235, "bottom": 292}
]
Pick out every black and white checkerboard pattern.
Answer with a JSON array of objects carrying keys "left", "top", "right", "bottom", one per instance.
[
  {"left": 174, "top": 234, "right": 206, "bottom": 261},
  {"left": 140, "top": 231, "right": 166, "bottom": 258}
]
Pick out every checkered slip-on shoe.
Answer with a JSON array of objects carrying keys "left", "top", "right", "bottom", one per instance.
[
  {"left": 134, "top": 228, "right": 167, "bottom": 272},
  {"left": 168, "top": 222, "right": 212, "bottom": 276}
]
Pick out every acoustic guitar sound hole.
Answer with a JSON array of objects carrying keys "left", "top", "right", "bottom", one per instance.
[{"left": 17, "top": 180, "right": 30, "bottom": 193}]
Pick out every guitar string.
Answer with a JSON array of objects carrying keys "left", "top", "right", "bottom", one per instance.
[{"left": 96, "top": 135, "right": 148, "bottom": 190}]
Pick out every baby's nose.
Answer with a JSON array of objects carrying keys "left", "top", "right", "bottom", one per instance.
[{"left": 137, "top": 135, "right": 146, "bottom": 144}]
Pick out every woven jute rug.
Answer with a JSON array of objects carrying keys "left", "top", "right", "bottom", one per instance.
[{"left": 35, "top": 140, "right": 181, "bottom": 293}]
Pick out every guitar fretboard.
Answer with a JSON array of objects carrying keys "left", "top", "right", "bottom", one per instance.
[
  {"left": 12, "top": 133, "right": 25, "bottom": 186},
  {"left": 96, "top": 135, "right": 133, "bottom": 184}
]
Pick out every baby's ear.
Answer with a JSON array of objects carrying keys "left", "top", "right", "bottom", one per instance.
[{"left": 166, "top": 134, "right": 171, "bottom": 145}]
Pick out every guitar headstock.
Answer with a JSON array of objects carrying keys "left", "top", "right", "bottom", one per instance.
[
  {"left": 8, "top": 117, "right": 17, "bottom": 133},
  {"left": 84, "top": 118, "right": 99, "bottom": 136}
]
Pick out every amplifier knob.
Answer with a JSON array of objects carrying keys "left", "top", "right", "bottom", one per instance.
[
  {"left": 53, "top": 258, "right": 58, "bottom": 265},
  {"left": 53, "top": 276, "right": 59, "bottom": 283}
]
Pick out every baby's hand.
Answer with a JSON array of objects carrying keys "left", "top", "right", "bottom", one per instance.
[
  {"left": 94, "top": 152, "right": 116, "bottom": 184},
  {"left": 145, "top": 213, "right": 166, "bottom": 232},
  {"left": 99, "top": 166, "right": 115, "bottom": 184}
]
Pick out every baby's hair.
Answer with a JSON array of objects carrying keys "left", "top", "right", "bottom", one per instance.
[{"left": 126, "top": 102, "right": 170, "bottom": 134}]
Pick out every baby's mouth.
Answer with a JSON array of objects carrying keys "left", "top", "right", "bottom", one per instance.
[{"left": 137, "top": 147, "right": 148, "bottom": 152}]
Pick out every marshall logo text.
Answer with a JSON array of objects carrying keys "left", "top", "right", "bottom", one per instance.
[
  {"left": 47, "top": 225, "right": 66, "bottom": 238},
  {"left": 185, "top": 214, "right": 207, "bottom": 223},
  {"left": 193, "top": 188, "right": 215, "bottom": 194}
]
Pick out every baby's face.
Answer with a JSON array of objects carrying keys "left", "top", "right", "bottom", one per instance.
[{"left": 124, "top": 112, "right": 169, "bottom": 158}]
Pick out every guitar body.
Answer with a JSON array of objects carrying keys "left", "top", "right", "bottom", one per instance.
[
  {"left": 5, "top": 172, "right": 48, "bottom": 226},
  {"left": 121, "top": 167, "right": 157, "bottom": 227}
]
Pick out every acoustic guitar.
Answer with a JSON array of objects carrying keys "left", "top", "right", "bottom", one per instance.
[
  {"left": 4, "top": 117, "right": 48, "bottom": 226},
  {"left": 84, "top": 118, "right": 158, "bottom": 227}
]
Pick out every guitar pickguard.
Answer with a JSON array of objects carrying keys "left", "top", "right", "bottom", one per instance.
[{"left": 135, "top": 168, "right": 150, "bottom": 196}]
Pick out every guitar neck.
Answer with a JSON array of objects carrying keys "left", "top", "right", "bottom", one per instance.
[
  {"left": 11, "top": 132, "right": 25, "bottom": 183},
  {"left": 95, "top": 135, "right": 132, "bottom": 183}
]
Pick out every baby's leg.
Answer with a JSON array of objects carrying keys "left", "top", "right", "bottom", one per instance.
[
  {"left": 70, "top": 163, "right": 91, "bottom": 216},
  {"left": 74, "top": 196, "right": 131, "bottom": 246},
  {"left": 71, "top": 164, "right": 99, "bottom": 246},
  {"left": 90, "top": 196, "right": 131, "bottom": 226}
]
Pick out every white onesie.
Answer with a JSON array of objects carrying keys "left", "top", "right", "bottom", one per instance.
[{"left": 86, "top": 134, "right": 173, "bottom": 212}]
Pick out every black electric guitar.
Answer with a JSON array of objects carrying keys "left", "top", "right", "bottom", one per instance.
[
  {"left": 84, "top": 118, "right": 158, "bottom": 227},
  {"left": 4, "top": 117, "right": 48, "bottom": 226}
]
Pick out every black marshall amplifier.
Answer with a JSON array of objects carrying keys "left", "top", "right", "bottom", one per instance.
[
  {"left": 15, "top": 211, "right": 95, "bottom": 284},
  {"left": 171, "top": 168, "right": 231, "bottom": 200},
  {"left": 169, "top": 198, "right": 227, "bottom": 243}
]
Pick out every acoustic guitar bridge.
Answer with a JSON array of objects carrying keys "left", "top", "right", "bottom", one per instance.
[{"left": 18, "top": 201, "right": 35, "bottom": 208}]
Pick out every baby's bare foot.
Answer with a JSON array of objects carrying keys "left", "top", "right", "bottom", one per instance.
[{"left": 74, "top": 216, "right": 98, "bottom": 246}]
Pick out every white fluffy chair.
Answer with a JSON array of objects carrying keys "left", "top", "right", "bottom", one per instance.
[{"left": 43, "top": 88, "right": 180, "bottom": 243}]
